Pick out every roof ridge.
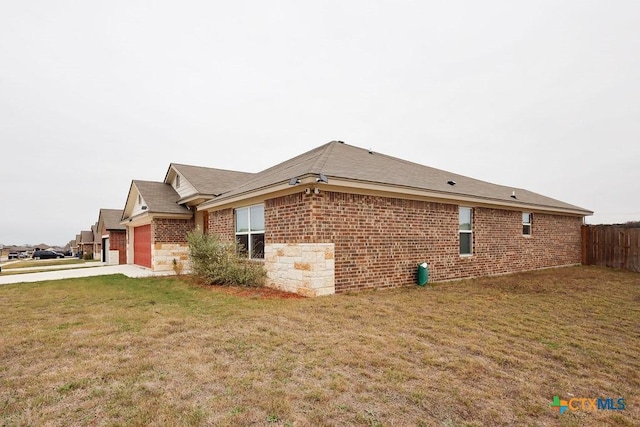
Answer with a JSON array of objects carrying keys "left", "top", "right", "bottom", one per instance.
[
  {"left": 133, "top": 179, "right": 166, "bottom": 185},
  {"left": 171, "top": 163, "right": 251, "bottom": 174},
  {"left": 219, "top": 141, "right": 335, "bottom": 191},
  {"left": 309, "top": 140, "right": 340, "bottom": 174}
]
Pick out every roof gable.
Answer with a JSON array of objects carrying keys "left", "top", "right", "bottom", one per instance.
[
  {"left": 98, "top": 209, "right": 125, "bottom": 232},
  {"left": 79, "top": 230, "right": 93, "bottom": 244},
  {"left": 122, "top": 180, "right": 192, "bottom": 220},
  {"left": 165, "top": 163, "right": 254, "bottom": 200}
]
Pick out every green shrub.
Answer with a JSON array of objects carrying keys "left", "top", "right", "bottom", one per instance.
[
  {"left": 83, "top": 252, "right": 93, "bottom": 261},
  {"left": 186, "top": 230, "right": 266, "bottom": 287}
]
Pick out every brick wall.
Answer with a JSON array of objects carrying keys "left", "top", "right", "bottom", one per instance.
[
  {"left": 79, "top": 243, "right": 93, "bottom": 255},
  {"left": 109, "top": 230, "right": 126, "bottom": 264},
  {"left": 264, "top": 191, "right": 582, "bottom": 293},
  {"left": 152, "top": 218, "right": 195, "bottom": 243},
  {"left": 207, "top": 208, "right": 235, "bottom": 240}
]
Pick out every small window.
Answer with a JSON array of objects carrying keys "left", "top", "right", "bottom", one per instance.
[
  {"left": 235, "top": 204, "right": 265, "bottom": 259},
  {"left": 459, "top": 207, "right": 473, "bottom": 255},
  {"left": 138, "top": 194, "right": 142, "bottom": 205},
  {"left": 175, "top": 174, "right": 181, "bottom": 188},
  {"left": 522, "top": 212, "right": 532, "bottom": 236}
]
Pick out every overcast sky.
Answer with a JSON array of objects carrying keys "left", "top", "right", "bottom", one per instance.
[{"left": 1, "top": 1, "right": 639, "bottom": 246}]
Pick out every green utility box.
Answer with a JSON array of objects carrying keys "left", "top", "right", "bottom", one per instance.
[{"left": 417, "top": 262, "right": 428, "bottom": 286}]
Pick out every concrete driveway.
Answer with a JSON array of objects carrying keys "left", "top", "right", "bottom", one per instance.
[{"left": 0, "top": 263, "right": 172, "bottom": 285}]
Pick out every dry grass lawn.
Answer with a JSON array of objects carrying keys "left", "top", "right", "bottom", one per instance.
[
  {"left": 0, "top": 266, "right": 638, "bottom": 426},
  {"left": 0, "top": 259, "right": 97, "bottom": 276}
]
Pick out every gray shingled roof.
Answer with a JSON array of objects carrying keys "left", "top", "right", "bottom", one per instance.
[
  {"left": 134, "top": 180, "right": 192, "bottom": 215},
  {"left": 204, "top": 141, "right": 591, "bottom": 214},
  {"left": 169, "top": 164, "right": 254, "bottom": 196},
  {"left": 79, "top": 230, "right": 93, "bottom": 244},
  {"left": 99, "top": 209, "right": 125, "bottom": 231}
]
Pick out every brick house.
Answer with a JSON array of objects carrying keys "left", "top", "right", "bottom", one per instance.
[
  {"left": 197, "top": 141, "right": 592, "bottom": 296},
  {"left": 72, "top": 235, "right": 80, "bottom": 256},
  {"left": 77, "top": 230, "right": 94, "bottom": 257},
  {"left": 120, "top": 164, "right": 253, "bottom": 271},
  {"left": 96, "top": 208, "right": 126, "bottom": 265},
  {"left": 91, "top": 223, "right": 101, "bottom": 260}
]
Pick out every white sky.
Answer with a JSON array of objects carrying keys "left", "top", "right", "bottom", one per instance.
[{"left": 1, "top": 1, "right": 639, "bottom": 246}]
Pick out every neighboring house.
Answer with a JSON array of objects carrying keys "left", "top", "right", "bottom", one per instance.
[
  {"left": 73, "top": 234, "right": 81, "bottom": 256},
  {"left": 65, "top": 240, "right": 75, "bottom": 255},
  {"left": 91, "top": 223, "right": 102, "bottom": 260},
  {"left": 78, "top": 230, "right": 94, "bottom": 256},
  {"left": 196, "top": 141, "right": 593, "bottom": 296},
  {"left": 96, "top": 208, "right": 126, "bottom": 265},
  {"left": 121, "top": 164, "right": 253, "bottom": 271}
]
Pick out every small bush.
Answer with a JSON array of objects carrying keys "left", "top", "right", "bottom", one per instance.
[
  {"left": 187, "top": 230, "right": 265, "bottom": 287},
  {"left": 83, "top": 252, "right": 93, "bottom": 261}
]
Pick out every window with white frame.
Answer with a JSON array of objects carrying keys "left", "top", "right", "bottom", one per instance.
[
  {"left": 235, "top": 204, "right": 265, "bottom": 259},
  {"left": 522, "top": 212, "right": 532, "bottom": 236},
  {"left": 459, "top": 207, "right": 473, "bottom": 255}
]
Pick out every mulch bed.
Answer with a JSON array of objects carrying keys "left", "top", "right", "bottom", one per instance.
[
  {"left": 216, "top": 286, "right": 307, "bottom": 299},
  {"left": 182, "top": 275, "right": 306, "bottom": 299}
]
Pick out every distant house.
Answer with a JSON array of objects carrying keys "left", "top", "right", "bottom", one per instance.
[
  {"left": 96, "top": 208, "right": 126, "bottom": 265},
  {"left": 73, "top": 234, "right": 81, "bottom": 256},
  {"left": 91, "top": 223, "right": 101, "bottom": 260},
  {"left": 77, "top": 230, "right": 94, "bottom": 257},
  {"left": 120, "top": 164, "right": 253, "bottom": 271},
  {"left": 196, "top": 141, "right": 592, "bottom": 296},
  {"left": 67, "top": 240, "right": 77, "bottom": 256}
]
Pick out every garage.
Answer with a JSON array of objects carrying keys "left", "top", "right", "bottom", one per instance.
[{"left": 134, "top": 225, "right": 152, "bottom": 268}]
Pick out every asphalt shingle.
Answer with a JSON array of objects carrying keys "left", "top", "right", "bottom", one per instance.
[
  {"left": 204, "top": 141, "right": 591, "bottom": 214},
  {"left": 133, "top": 180, "right": 192, "bottom": 215}
]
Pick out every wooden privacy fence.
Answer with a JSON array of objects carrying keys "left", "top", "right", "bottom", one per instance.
[{"left": 582, "top": 225, "right": 640, "bottom": 272}]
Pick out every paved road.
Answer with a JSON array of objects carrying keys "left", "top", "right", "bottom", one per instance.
[{"left": 0, "top": 264, "right": 172, "bottom": 285}]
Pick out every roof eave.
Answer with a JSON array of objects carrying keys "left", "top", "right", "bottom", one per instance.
[
  {"left": 178, "top": 193, "right": 216, "bottom": 206},
  {"left": 120, "top": 210, "right": 193, "bottom": 226},
  {"left": 198, "top": 177, "right": 592, "bottom": 217},
  {"left": 197, "top": 175, "right": 318, "bottom": 211}
]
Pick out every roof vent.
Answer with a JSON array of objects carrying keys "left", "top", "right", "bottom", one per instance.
[
  {"left": 447, "top": 180, "right": 456, "bottom": 186},
  {"left": 510, "top": 191, "right": 517, "bottom": 199},
  {"left": 368, "top": 148, "right": 373, "bottom": 154}
]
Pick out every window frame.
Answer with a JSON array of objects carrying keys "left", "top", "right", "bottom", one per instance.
[
  {"left": 235, "top": 204, "right": 265, "bottom": 259},
  {"left": 175, "top": 174, "right": 180, "bottom": 188},
  {"left": 522, "top": 212, "right": 532, "bottom": 236},
  {"left": 459, "top": 206, "right": 473, "bottom": 256}
]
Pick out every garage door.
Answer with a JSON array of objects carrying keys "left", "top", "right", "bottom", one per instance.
[{"left": 134, "top": 225, "right": 152, "bottom": 268}]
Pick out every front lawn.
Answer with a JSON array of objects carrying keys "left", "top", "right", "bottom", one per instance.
[{"left": 0, "top": 266, "right": 638, "bottom": 426}]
